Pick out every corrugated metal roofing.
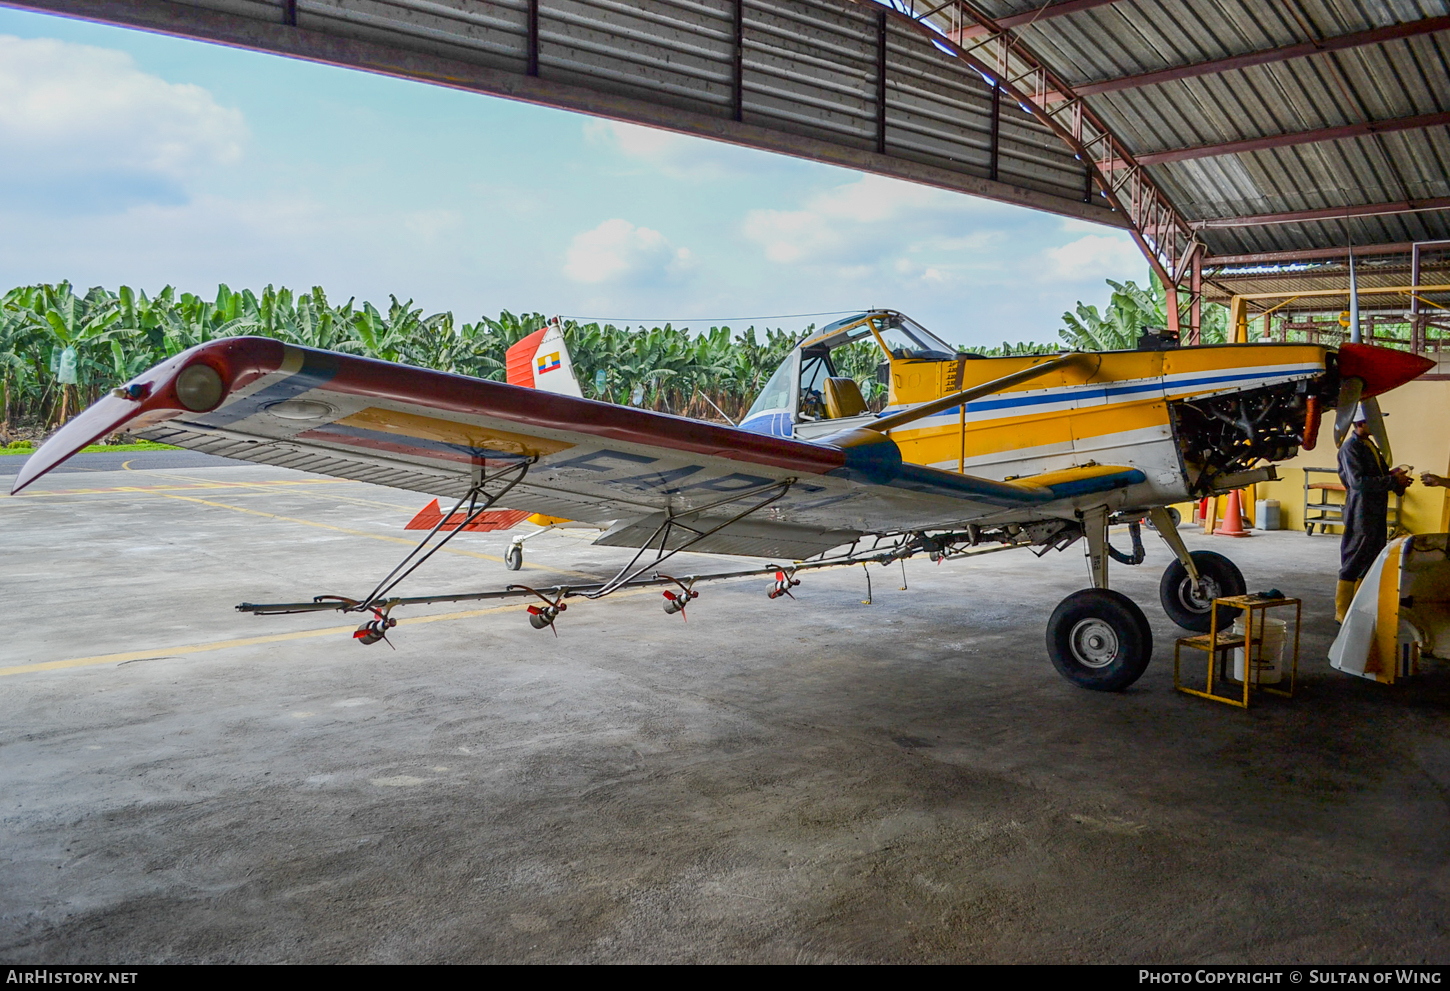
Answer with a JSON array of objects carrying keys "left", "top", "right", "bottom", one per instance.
[
  {"left": 1200, "top": 258, "right": 1450, "bottom": 303},
  {"left": 9, "top": 0, "right": 1449, "bottom": 298},
  {"left": 969, "top": 0, "right": 1450, "bottom": 275}
]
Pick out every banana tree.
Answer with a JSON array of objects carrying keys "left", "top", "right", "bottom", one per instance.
[
  {"left": 348, "top": 296, "right": 447, "bottom": 364},
  {"left": 36, "top": 283, "right": 123, "bottom": 423},
  {"left": 0, "top": 293, "right": 41, "bottom": 437},
  {"left": 1060, "top": 272, "right": 1229, "bottom": 351}
]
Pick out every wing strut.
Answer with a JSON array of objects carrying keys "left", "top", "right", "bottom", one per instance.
[
  {"left": 585, "top": 477, "right": 797, "bottom": 598},
  {"left": 354, "top": 458, "right": 534, "bottom": 611},
  {"left": 818, "top": 351, "right": 1097, "bottom": 460},
  {"left": 864, "top": 351, "right": 1096, "bottom": 434}
]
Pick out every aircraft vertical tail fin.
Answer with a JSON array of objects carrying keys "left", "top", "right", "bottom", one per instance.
[{"left": 504, "top": 319, "right": 583, "bottom": 397}]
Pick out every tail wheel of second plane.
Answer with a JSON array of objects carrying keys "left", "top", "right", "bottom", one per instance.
[
  {"left": 1158, "top": 551, "right": 1245, "bottom": 633},
  {"left": 1046, "top": 589, "right": 1153, "bottom": 692}
]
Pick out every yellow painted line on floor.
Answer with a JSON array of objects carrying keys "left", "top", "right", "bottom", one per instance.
[
  {"left": 130, "top": 467, "right": 422, "bottom": 512},
  {"left": 3, "top": 478, "right": 353, "bottom": 497},
  {"left": 0, "top": 590, "right": 654, "bottom": 678},
  {"left": 144, "top": 490, "right": 593, "bottom": 577}
]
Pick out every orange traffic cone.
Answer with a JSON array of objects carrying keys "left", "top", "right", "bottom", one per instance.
[{"left": 1212, "top": 489, "right": 1252, "bottom": 537}]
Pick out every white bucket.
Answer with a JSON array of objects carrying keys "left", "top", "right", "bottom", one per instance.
[
  {"left": 1231, "top": 616, "right": 1286, "bottom": 684},
  {"left": 1256, "top": 498, "right": 1281, "bottom": 531}
]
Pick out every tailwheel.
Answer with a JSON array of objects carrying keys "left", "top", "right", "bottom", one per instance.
[
  {"left": 505, "top": 544, "right": 523, "bottom": 571},
  {"left": 1158, "top": 550, "right": 1245, "bottom": 632},
  {"left": 1046, "top": 588, "right": 1153, "bottom": 692}
]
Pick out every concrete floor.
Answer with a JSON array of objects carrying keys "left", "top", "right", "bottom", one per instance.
[{"left": 3, "top": 456, "right": 1450, "bottom": 964}]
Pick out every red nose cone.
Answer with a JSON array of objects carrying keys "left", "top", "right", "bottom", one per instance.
[{"left": 1337, "top": 342, "right": 1435, "bottom": 398}]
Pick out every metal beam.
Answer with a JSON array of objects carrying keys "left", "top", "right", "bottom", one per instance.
[
  {"left": 1063, "top": 14, "right": 1450, "bottom": 99},
  {"left": 1193, "top": 196, "right": 1450, "bottom": 229},
  {"left": 883, "top": 2, "right": 1193, "bottom": 289},
  {"left": 953, "top": 0, "right": 1123, "bottom": 40},
  {"left": 731, "top": 0, "right": 743, "bottom": 124},
  {"left": 1135, "top": 110, "right": 1450, "bottom": 166},
  {"left": 1205, "top": 243, "right": 1426, "bottom": 265},
  {"left": 1223, "top": 283, "right": 1450, "bottom": 303},
  {"left": 997, "top": 0, "right": 1123, "bottom": 27},
  {"left": 525, "top": 0, "right": 538, "bottom": 78},
  {"left": 876, "top": 8, "right": 887, "bottom": 156},
  {"left": 2, "top": 0, "right": 1128, "bottom": 229},
  {"left": 988, "top": 81, "right": 1000, "bottom": 182}
]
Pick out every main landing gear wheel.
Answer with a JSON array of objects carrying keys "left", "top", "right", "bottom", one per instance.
[
  {"left": 504, "top": 544, "right": 523, "bottom": 571},
  {"left": 1046, "top": 588, "right": 1153, "bottom": 692},
  {"left": 1158, "top": 550, "right": 1245, "bottom": 632}
]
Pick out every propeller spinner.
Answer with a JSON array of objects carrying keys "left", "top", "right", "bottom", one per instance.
[{"left": 1332, "top": 343, "right": 1434, "bottom": 458}]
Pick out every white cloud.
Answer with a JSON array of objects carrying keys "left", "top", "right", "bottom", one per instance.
[
  {"left": 584, "top": 119, "right": 679, "bottom": 160},
  {"left": 1059, "top": 216, "right": 1119, "bottom": 234},
  {"left": 0, "top": 34, "right": 244, "bottom": 194},
  {"left": 563, "top": 218, "right": 694, "bottom": 285},
  {"left": 404, "top": 208, "right": 464, "bottom": 244},
  {"left": 582, "top": 119, "right": 762, "bottom": 181},
  {"left": 0, "top": 189, "right": 502, "bottom": 316},
  {"left": 741, "top": 208, "right": 835, "bottom": 263},
  {"left": 1041, "top": 233, "right": 1143, "bottom": 281},
  {"left": 741, "top": 174, "right": 1003, "bottom": 272},
  {"left": 805, "top": 173, "right": 943, "bottom": 223}
]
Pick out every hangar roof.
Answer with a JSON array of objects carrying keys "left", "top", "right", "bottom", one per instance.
[
  {"left": 913, "top": 0, "right": 1450, "bottom": 300},
  {"left": 8, "top": 0, "right": 1449, "bottom": 304}
]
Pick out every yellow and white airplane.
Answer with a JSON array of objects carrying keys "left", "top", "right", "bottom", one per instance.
[{"left": 12, "top": 310, "right": 1433, "bottom": 691}]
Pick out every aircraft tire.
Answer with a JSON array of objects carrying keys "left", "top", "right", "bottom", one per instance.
[
  {"left": 1045, "top": 588, "right": 1153, "bottom": 692},
  {"left": 505, "top": 545, "right": 523, "bottom": 571},
  {"left": 1158, "top": 550, "right": 1245, "bottom": 632}
]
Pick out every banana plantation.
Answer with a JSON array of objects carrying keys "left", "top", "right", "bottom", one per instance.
[
  {"left": 0, "top": 276, "right": 1226, "bottom": 442},
  {"left": 0, "top": 282, "right": 1057, "bottom": 440},
  {"left": 0, "top": 282, "right": 817, "bottom": 438}
]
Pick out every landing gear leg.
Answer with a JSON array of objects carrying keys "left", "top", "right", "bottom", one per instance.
[
  {"left": 1151, "top": 505, "right": 1245, "bottom": 631},
  {"left": 505, "top": 522, "right": 566, "bottom": 571},
  {"left": 1083, "top": 505, "right": 1109, "bottom": 589},
  {"left": 1149, "top": 505, "right": 1199, "bottom": 586}
]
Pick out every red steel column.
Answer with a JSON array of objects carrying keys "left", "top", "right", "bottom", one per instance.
[{"left": 1189, "top": 251, "right": 1202, "bottom": 345}]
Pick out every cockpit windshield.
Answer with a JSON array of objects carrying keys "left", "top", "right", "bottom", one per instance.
[
  {"left": 740, "top": 310, "right": 957, "bottom": 436},
  {"left": 800, "top": 310, "right": 956, "bottom": 359},
  {"left": 742, "top": 352, "right": 796, "bottom": 422},
  {"left": 872, "top": 313, "right": 955, "bottom": 361}
]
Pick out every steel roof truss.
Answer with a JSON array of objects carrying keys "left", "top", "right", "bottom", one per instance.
[{"left": 879, "top": 0, "right": 1196, "bottom": 299}]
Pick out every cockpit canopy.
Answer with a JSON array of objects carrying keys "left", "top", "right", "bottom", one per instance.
[
  {"left": 741, "top": 310, "right": 959, "bottom": 435},
  {"left": 802, "top": 311, "right": 956, "bottom": 361}
]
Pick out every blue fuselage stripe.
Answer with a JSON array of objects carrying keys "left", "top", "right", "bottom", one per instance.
[{"left": 881, "top": 367, "right": 1314, "bottom": 420}]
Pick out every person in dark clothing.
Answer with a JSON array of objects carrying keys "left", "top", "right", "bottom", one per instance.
[{"left": 1335, "top": 410, "right": 1412, "bottom": 621}]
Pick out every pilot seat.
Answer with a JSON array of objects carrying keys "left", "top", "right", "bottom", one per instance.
[{"left": 823, "top": 377, "right": 868, "bottom": 419}]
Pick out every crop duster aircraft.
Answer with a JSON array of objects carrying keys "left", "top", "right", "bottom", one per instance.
[{"left": 11, "top": 311, "right": 1433, "bottom": 691}]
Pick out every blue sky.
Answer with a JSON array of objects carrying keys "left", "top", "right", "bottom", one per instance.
[{"left": 0, "top": 6, "right": 1148, "bottom": 348}]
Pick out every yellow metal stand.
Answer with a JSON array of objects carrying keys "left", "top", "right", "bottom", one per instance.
[{"left": 1174, "top": 595, "right": 1301, "bottom": 708}]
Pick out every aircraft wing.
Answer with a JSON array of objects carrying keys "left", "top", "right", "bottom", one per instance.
[{"left": 11, "top": 339, "right": 1146, "bottom": 559}]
